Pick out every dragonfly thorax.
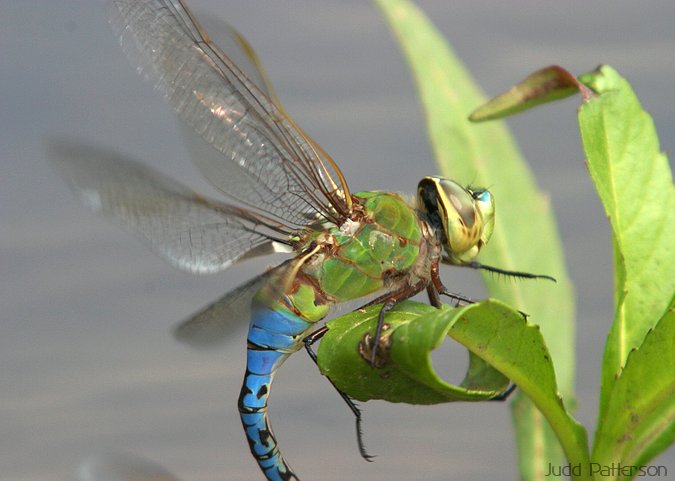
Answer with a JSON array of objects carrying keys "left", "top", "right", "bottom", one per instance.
[{"left": 416, "top": 176, "right": 495, "bottom": 265}]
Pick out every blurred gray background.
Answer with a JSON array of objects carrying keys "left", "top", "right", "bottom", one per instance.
[{"left": 2, "top": 1, "right": 673, "bottom": 480}]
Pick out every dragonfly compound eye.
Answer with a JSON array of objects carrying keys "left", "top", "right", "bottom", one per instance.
[
  {"left": 469, "top": 188, "right": 495, "bottom": 248},
  {"left": 417, "top": 177, "right": 495, "bottom": 264}
]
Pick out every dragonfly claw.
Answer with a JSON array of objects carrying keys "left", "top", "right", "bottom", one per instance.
[{"left": 355, "top": 414, "right": 375, "bottom": 462}]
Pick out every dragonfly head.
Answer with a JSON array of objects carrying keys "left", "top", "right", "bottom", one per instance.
[{"left": 417, "top": 176, "right": 495, "bottom": 265}]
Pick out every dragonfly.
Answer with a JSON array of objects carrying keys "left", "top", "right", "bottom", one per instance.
[{"left": 52, "top": 1, "right": 553, "bottom": 480}]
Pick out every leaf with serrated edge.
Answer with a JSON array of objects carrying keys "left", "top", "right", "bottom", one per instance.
[
  {"left": 592, "top": 297, "right": 674, "bottom": 476},
  {"left": 578, "top": 66, "right": 675, "bottom": 422}
]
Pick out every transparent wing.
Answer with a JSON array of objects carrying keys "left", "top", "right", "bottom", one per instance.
[
  {"left": 194, "top": 14, "right": 279, "bottom": 102},
  {"left": 107, "top": 0, "right": 352, "bottom": 228},
  {"left": 49, "top": 140, "right": 292, "bottom": 274},
  {"left": 173, "top": 260, "right": 293, "bottom": 347},
  {"left": 176, "top": 13, "right": 286, "bottom": 185}
]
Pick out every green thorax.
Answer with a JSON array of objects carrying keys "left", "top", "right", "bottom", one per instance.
[{"left": 281, "top": 191, "right": 424, "bottom": 322}]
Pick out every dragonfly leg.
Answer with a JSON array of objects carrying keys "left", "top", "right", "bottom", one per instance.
[
  {"left": 426, "top": 283, "right": 442, "bottom": 308},
  {"left": 446, "top": 257, "right": 557, "bottom": 283},
  {"left": 358, "top": 280, "right": 429, "bottom": 366},
  {"left": 438, "top": 288, "right": 478, "bottom": 307},
  {"left": 371, "top": 299, "right": 396, "bottom": 365},
  {"left": 438, "top": 274, "right": 531, "bottom": 317},
  {"left": 303, "top": 328, "right": 375, "bottom": 462},
  {"left": 432, "top": 262, "right": 533, "bottom": 318},
  {"left": 435, "top": 259, "right": 532, "bottom": 319},
  {"left": 430, "top": 261, "right": 478, "bottom": 307}
]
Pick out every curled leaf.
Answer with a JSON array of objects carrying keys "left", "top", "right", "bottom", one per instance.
[{"left": 470, "top": 65, "right": 588, "bottom": 121}]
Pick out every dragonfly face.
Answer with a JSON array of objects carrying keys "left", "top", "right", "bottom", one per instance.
[{"left": 417, "top": 176, "right": 495, "bottom": 265}]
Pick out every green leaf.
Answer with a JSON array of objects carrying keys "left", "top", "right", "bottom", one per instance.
[
  {"left": 373, "top": 0, "right": 577, "bottom": 477},
  {"left": 592, "top": 296, "right": 675, "bottom": 478},
  {"left": 577, "top": 66, "right": 675, "bottom": 423},
  {"left": 318, "top": 299, "right": 591, "bottom": 480},
  {"left": 469, "top": 65, "right": 582, "bottom": 122}
]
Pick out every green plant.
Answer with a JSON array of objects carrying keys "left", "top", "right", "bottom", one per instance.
[{"left": 317, "top": 1, "right": 674, "bottom": 480}]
